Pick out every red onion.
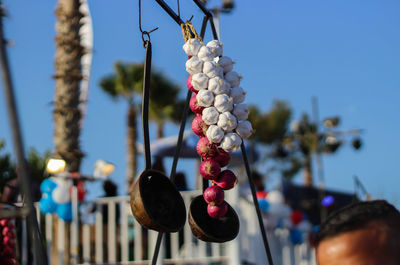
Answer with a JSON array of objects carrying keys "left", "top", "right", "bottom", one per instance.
[
  {"left": 3, "top": 258, "right": 16, "bottom": 265},
  {"left": 3, "top": 236, "right": 15, "bottom": 248},
  {"left": 214, "top": 148, "right": 231, "bottom": 167},
  {"left": 196, "top": 137, "right": 218, "bottom": 159},
  {"left": 189, "top": 95, "right": 205, "bottom": 114},
  {"left": 2, "top": 246, "right": 16, "bottom": 259},
  {"left": 0, "top": 219, "right": 9, "bottom": 227},
  {"left": 214, "top": 170, "right": 238, "bottom": 190},
  {"left": 192, "top": 115, "right": 208, "bottom": 137},
  {"left": 203, "top": 186, "right": 224, "bottom": 205},
  {"left": 2, "top": 258, "right": 15, "bottom": 265},
  {"left": 200, "top": 159, "right": 221, "bottom": 180},
  {"left": 207, "top": 201, "right": 228, "bottom": 218}
]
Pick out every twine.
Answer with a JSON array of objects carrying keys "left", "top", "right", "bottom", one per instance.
[{"left": 180, "top": 21, "right": 202, "bottom": 42}]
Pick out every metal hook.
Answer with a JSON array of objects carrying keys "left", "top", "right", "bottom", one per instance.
[
  {"left": 141, "top": 32, "right": 150, "bottom": 48},
  {"left": 139, "top": 0, "right": 159, "bottom": 46}
]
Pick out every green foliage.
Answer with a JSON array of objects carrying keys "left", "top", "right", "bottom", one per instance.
[
  {"left": 26, "top": 148, "right": 51, "bottom": 183},
  {"left": 249, "top": 100, "right": 292, "bottom": 144},
  {"left": 99, "top": 62, "right": 144, "bottom": 103},
  {"left": 99, "top": 61, "right": 185, "bottom": 128},
  {"left": 248, "top": 101, "right": 304, "bottom": 181},
  {"left": 0, "top": 140, "right": 17, "bottom": 193},
  {"left": 281, "top": 156, "right": 303, "bottom": 179},
  {"left": 169, "top": 98, "right": 191, "bottom": 124},
  {"left": 0, "top": 140, "right": 51, "bottom": 192},
  {"left": 148, "top": 70, "right": 182, "bottom": 124}
]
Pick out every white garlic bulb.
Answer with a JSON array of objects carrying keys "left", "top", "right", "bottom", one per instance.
[
  {"left": 225, "top": 71, "right": 241, "bottom": 87},
  {"left": 217, "top": 56, "right": 234, "bottom": 73},
  {"left": 185, "top": 56, "right": 203, "bottom": 75},
  {"left": 233, "top": 103, "right": 249, "bottom": 121},
  {"left": 214, "top": 94, "right": 233, "bottom": 113},
  {"left": 191, "top": 73, "right": 209, "bottom": 91},
  {"left": 206, "top": 125, "right": 225, "bottom": 144},
  {"left": 217, "top": 112, "right": 237, "bottom": 131},
  {"left": 236, "top": 120, "right": 253, "bottom": 139},
  {"left": 196, "top": 90, "right": 214, "bottom": 107},
  {"left": 203, "top": 61, "right": 224, "bottom": 78},
  {"left": 182, "top": 38, "right": 202, "bottom": 56},
  {"left": 202, "top": 107, "right": 220, "bottom": 125},
  {"left": 208, "top": 76, "right": 230, "bottom": 95},
  {"left": 230, "top": 86, "right": 246, "bottom": 104},
  {"left": 206, "top": 40, "right": 223, "bottom": 57},
  {"left": 220, "top": 132, "right": 242, "bottom": 152},
  {"left": 197, "top": 46, "right": 214, "bottom": 62}
]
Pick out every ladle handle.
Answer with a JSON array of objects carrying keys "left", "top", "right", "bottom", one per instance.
[{"left": 142, "top": 40, "right": 152, "bottom": 170}]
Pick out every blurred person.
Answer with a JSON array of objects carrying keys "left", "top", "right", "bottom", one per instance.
[
  {"left": 316, "top": 200, "right": 400, "bottom": 265},
  {"left": 172, "top": 172, "right": 188, "bottom": 191},
  {"left": 239, "top": 171, "right": 265, "bottom": 198},
  {"left": 252, "top": 171, "right": 265, "bottom": 191},
  {"left": 1, "top": 163, "right": 41, "bottom": 203},
  {"left": 152, "top": 156, "right": 166, "bottom": 173},
  {"left": 89, "top": 179, "right": 120, "bottom": 223}
]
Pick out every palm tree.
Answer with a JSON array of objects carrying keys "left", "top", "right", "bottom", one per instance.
[
  {"left": 100, "top": 62, "right": 140, "bottom": 191},
  {"left": 148, "top": 71, "right": 182, "bottom": 139},
  {"left": 248, "top": 101, "right": 303, "bottom": 182},
  {"left": 53, "top": 0, "right": 84, "bottom": 172},
  {"left": 99, "top": 62, "right": 183, "bottom": 191}
]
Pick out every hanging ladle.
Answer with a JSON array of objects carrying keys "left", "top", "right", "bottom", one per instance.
[
  {"left": 130, "top": 39, "right": 186, "bottom": 233},
  {"left": 189, "top": 194, "right": 239, "bottom": 243},
  {"left": 188, "top": 174, "right": 239, "bottom": 242}
]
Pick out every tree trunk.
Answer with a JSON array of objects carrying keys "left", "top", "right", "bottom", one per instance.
[
  {"left": 53, "top": 0, "right": 84, "bottom": 172},
  {"left": 303, "top": 154, "right": 313, "bottom": 187},
  {"left": 127, "top": 104, "right": 137, "bottom": 192},
  {"left": 156, "top": 121, "right": 164, "bottom": 139}
]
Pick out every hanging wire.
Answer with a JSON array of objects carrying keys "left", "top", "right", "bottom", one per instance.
[
  {"left": 177, "top": 0, "right": 181, "bottom": 18},
  {"left": 241, "top": 143, "right": 275, "bottom": 265},
  {"left": 139, "top": 0, "right": 158, "bottom": 47}
]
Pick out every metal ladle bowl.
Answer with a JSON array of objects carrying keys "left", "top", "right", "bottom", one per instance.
[
  {"left": 188, "top": 195, "right": 239, "bottom": 243},
  {"left": 130, "top": 169, "right": 186, "bottom": 233}
]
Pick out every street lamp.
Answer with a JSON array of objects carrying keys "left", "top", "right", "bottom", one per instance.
[
  {"left": 202, "top": 0, "right": 235, "bottom": 40},
  {"left": 323, "top": 117, "right": 340, "bottom": 128},
  {"left": 46, "top": 158, "right": 66, "bottom": 174},
  {"left": 222, "top": 0, "right": 234, "bottom": 10},
  {"left": 285, "top": 98, "right": 363, "bottom": 221}
]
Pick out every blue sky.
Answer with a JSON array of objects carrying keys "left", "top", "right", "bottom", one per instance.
[{"left": 0, "top": 0, "right": 399, "bottom": 204}]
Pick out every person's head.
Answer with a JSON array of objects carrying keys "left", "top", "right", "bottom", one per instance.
[
  {"left": 252, "top": 171, "right": 265, "bottom": 191},
  {"left": 152, "top": 156, "right": 166, "bottom": 173},
  {"left": 172, "top": 172, "right": 187, "bottom": 191},
  {"left": 316, "top": 200, "right": 400, "bottom": 265},
  {"left": 103, "top": 179, "right": 118, "bottom": 197}
]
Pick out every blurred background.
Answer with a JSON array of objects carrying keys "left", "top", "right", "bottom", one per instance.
[{"left": 0, "top": 0, "right": 399, "bottom": 205}]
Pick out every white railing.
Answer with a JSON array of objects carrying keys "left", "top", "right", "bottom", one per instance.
[
  {"left": 25, "top": 190, "right": 316, "bottom": 265},
  {"left": 32, "top": 190, "right": 232, "bottom": 265}
]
